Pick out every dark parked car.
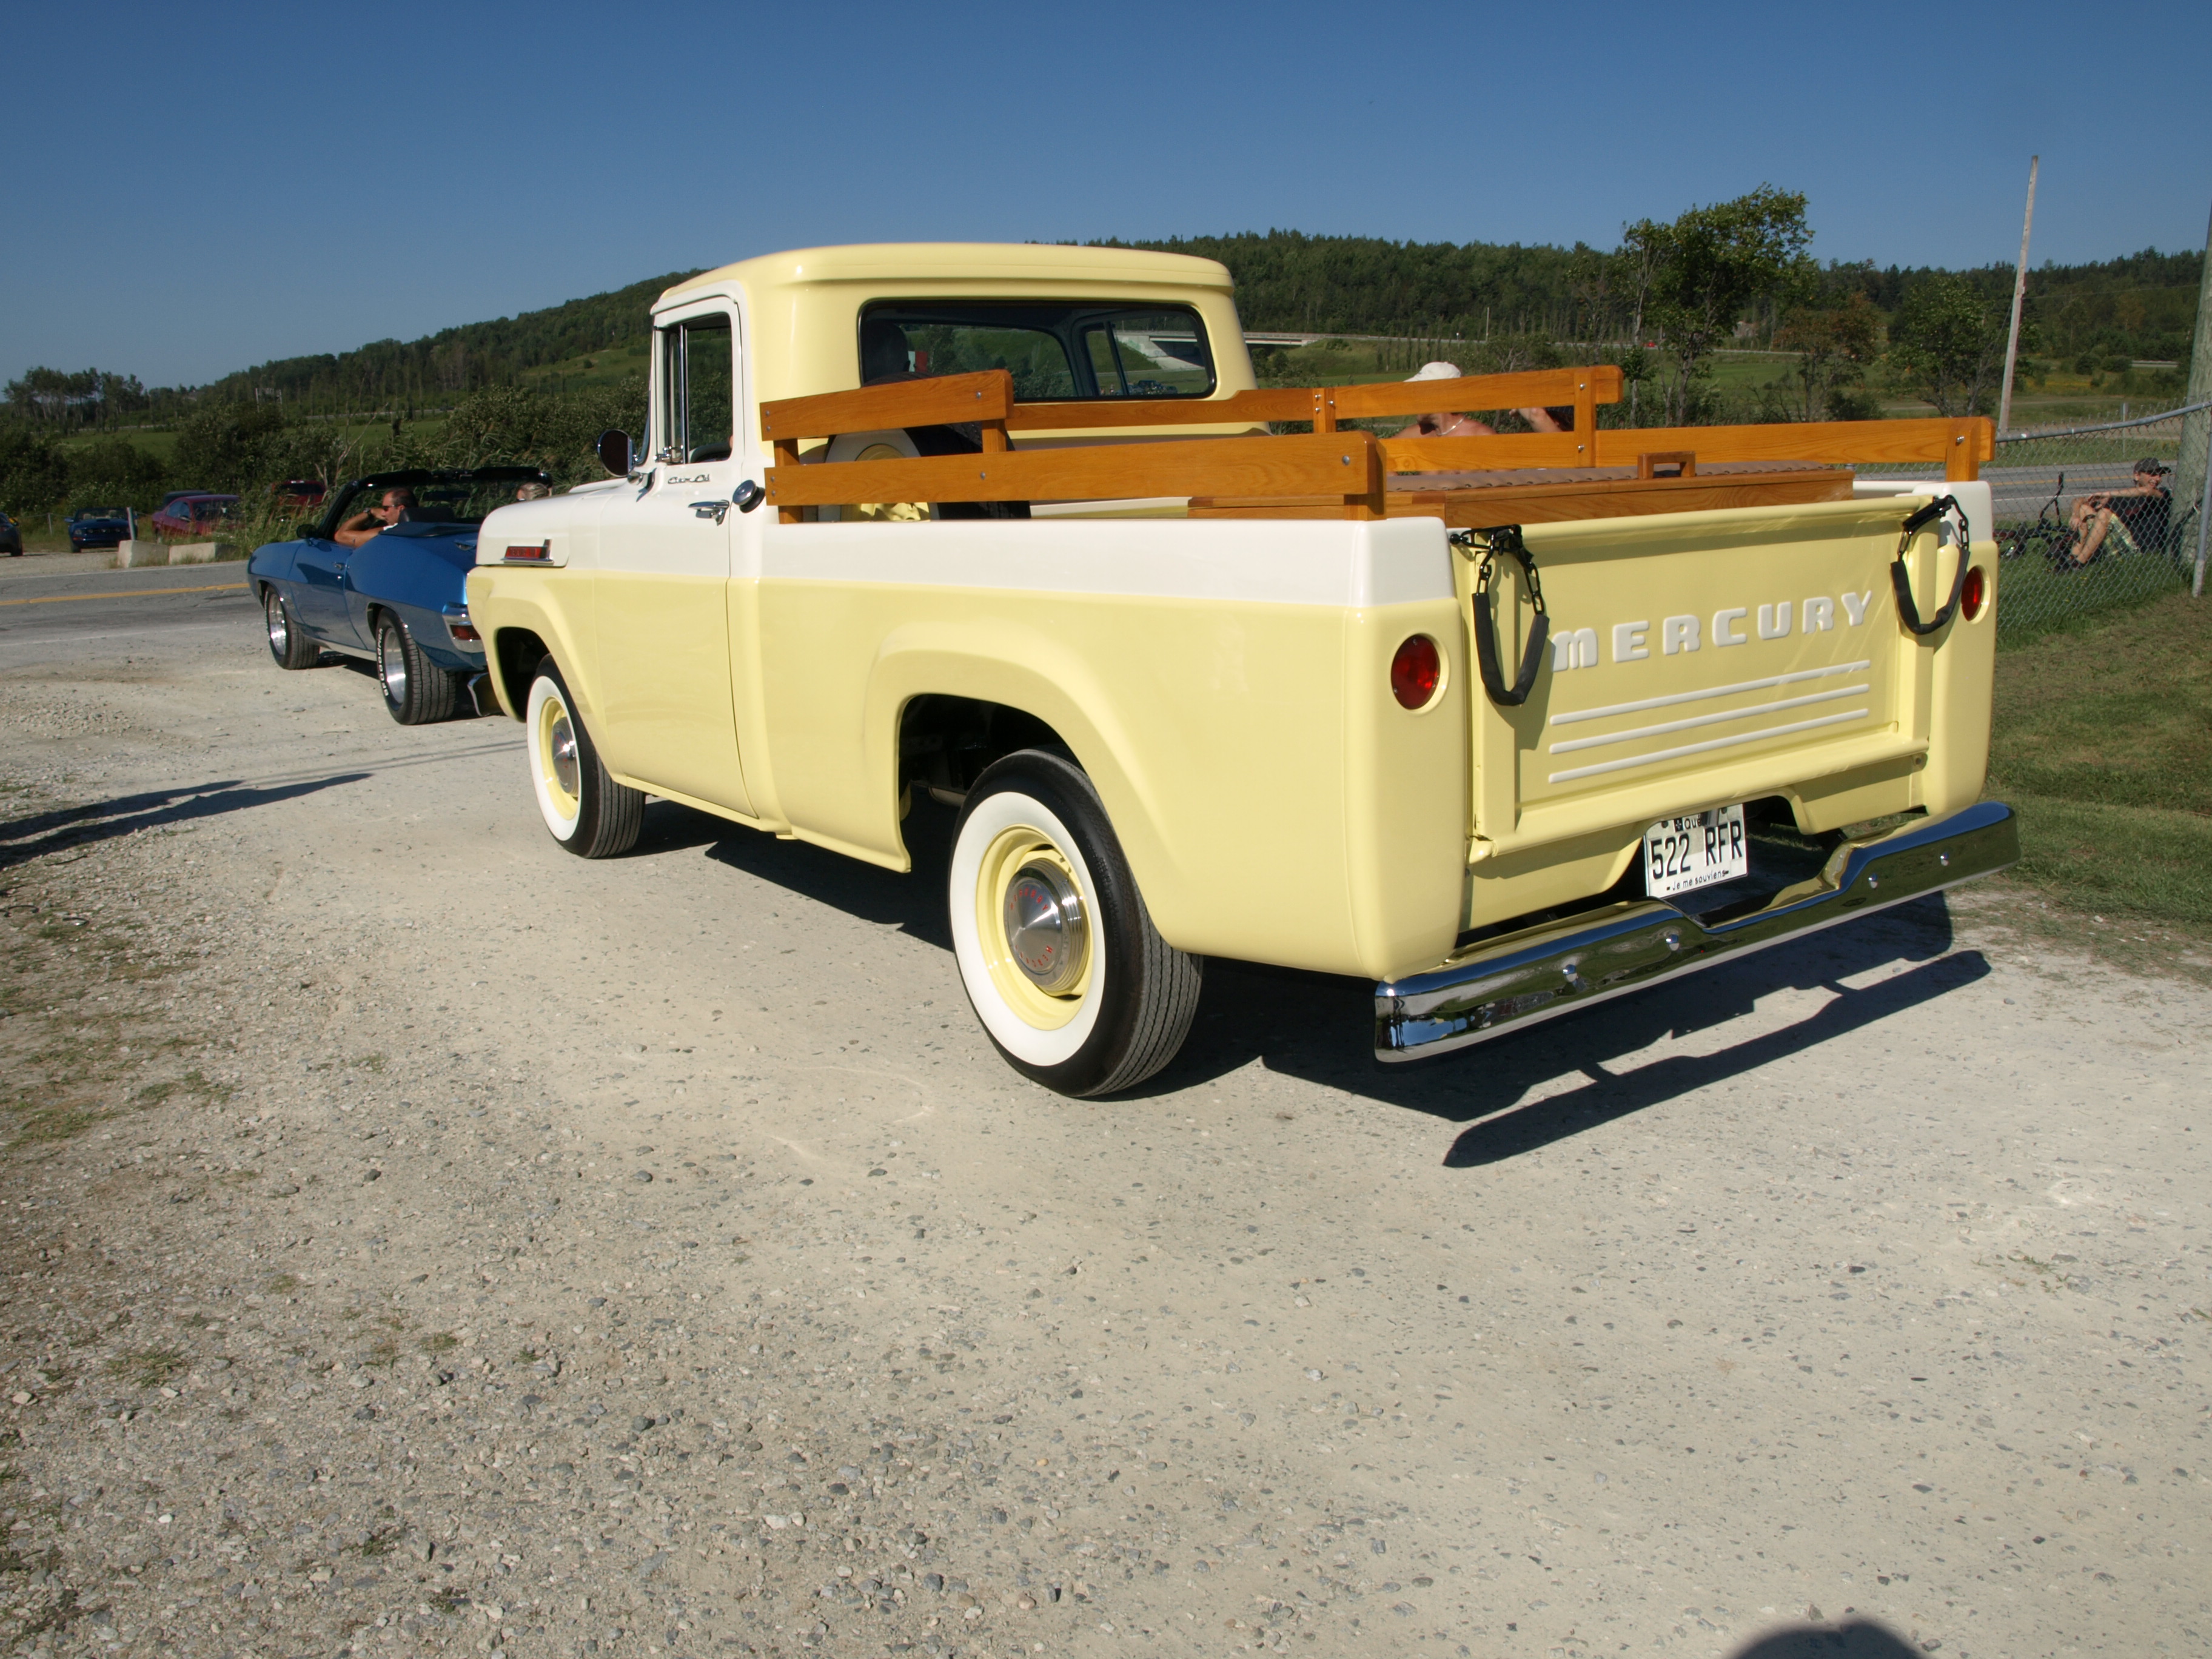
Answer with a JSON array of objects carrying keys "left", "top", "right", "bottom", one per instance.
[
  {"left": 149, "top": 493, "right": 238, "bottom": 539},
  {"left": 68, "top": 507, "right": 131, "bottom": 551},
  {"left": 247, "top": 467, "right": 551, "bottom": 724},
  {"left": 0, "top": 513, "right": 21, "bottom": 557}
]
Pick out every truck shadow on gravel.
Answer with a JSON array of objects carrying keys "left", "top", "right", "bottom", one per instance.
[
  {"left": 668, "top": 799, "right": 1988, "bottom": 1163},
  {"left": 1165, "top": 894, "right": 1989, "bottom": 1164},
  {"left": 1729, "top": 1623, "right": 1920, "bottom": 1657},
  {"left": 0, "top": 774, "right": 371, "bottom": 870}
]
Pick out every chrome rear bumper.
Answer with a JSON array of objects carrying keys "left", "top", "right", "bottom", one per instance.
[{"left": 1374, "top": 800, "right": 2018, "bottom": 1062}]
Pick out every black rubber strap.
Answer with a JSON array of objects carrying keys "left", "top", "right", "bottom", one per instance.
[
  {"left": 1458, "top": 526, "right": 1551, "bottom": 707},
  {"left": 1891, "top": 495, "right": 1971, "bottom": 636}
]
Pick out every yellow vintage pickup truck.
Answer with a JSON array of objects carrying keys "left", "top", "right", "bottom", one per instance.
[{"left": 464, "top": 243, "right": 2016, "bottom": 1096}]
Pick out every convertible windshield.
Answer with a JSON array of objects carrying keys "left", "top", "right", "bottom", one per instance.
[
  {"left": 321, "top": 469, "right": 551, "bottom": 535},
  {"left": 857, "top": 302, "right": 1215, "bottom": 400}
]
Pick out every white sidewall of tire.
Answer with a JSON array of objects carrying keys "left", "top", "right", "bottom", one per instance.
[
  {"left": 525, "top": 674, "right": 583, "bottom": 843},
  {"left": 950, "top": 788, "right": 1105, "bottom": 1068}
]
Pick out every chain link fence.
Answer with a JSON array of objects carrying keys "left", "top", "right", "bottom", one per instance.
[{"left": 1862, "top": 402, "right": 2210, "bottom": 637}]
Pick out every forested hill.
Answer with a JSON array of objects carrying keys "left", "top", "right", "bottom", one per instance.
[
  {"left": 189, "top": 269, "right": 703, "bottom": 416},
  {"left": 1107, "top": 231, "right": 1610, "bottom": 341},
  {"left": 45, "top": 233, "right": 2212, "bottom": 420},
  {"left": 1112, "top": 231, "right": 2204, "bottom": 363}
]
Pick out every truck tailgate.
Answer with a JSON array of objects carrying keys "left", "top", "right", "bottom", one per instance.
[{"left": 1460, "top": 495, "right": 1974, "bottom": 872}]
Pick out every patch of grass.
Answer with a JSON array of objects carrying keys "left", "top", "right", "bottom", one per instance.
[
  {"left": 1991, "top": 549, "right": 2190, "bottom": 643},
  {"left": 265, "top": 1273, "right": 301, "bottom": 1295},
  {"left": 421, "top": 1331, "right": 460, "bottom": 1354},
  {"left": 105, "top": 1347, "right": 187, "bottom": 1389},
  {"left": 1986, "top": 589, "right": 2212, "bottom": 940},
  {"left": 348, "top": 1053, "right": 387, "bottom": 1074}
]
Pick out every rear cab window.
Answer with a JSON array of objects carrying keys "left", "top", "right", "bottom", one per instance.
[{"left": 856, "top": 303, "right": 1215, "bottom": 400}]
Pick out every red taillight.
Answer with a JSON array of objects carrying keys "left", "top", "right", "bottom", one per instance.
[
  {"left": 448, "top": 623, "right": 481, "bottom": 643},
  {"left": 503, "top": 542, "right": 549, "bottom": 562},
  {"left": 1959, "top": 563, "right": 1987, "bottom": 622},
  {"left": 1390, "top": 634, "right": 1441, "bottom": 709}
]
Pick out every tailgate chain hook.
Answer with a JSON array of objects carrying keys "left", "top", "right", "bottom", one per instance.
[
  {"left": 1890, "top": 495, "right": 1972, "bottom": 637},
  {"left": 1452, "top": 526, "right": 1552, "bottom": 708}
]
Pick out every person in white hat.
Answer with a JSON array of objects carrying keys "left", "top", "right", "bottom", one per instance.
[{"left": 1394, "top": 362, "right": 1570, "bottom": 440}]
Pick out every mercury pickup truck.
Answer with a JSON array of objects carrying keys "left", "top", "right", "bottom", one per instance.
[{"left": 464, "top": 242, "right": 2016, "bottom": 1097}]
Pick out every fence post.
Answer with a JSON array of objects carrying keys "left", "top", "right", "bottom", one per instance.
[
  {"left": 2180, "top": 198, "right": 2212, "bottom": 591},
  {"left": 2195, "top": 449, "right": 2212, "bottom": 598}
]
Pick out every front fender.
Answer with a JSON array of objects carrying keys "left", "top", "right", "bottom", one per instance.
[{"left": 466, "top": 565, "right": 600, "bottom": 723}]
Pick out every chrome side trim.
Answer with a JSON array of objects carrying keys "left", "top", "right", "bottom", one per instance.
[{"left": 1373, "top": 800, "right": 2019, "bottom": 1062}]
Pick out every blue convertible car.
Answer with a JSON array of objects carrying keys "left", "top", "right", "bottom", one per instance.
[{"left": 247, "top": 467, "right": 551, "bottom": 724}]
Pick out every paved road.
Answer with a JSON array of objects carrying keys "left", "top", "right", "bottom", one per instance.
[
  {"left": 0, "top": 586, "right": 2204, "bottom": 1659},
  {"left": 0, "top": 556, "right": 258, "bottom": 649}
]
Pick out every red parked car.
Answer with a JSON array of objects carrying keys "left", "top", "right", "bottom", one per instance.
[
  {"left": 149, "top": 493, "right": 238, "bottom": 539},
  {"left": 271, "top": 479, "right": 327, "bottom": 508}
]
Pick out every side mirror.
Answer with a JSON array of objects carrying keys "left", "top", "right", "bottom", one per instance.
[
  {"left": 595, "top": 429, "right": 634, "bottom": 477},
  {"left": 297, "top": 522, "right": 321, "bottom": 540}
]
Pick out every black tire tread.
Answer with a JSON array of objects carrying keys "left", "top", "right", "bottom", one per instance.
[
  {"left": 1082, "top": 889, "right": 1204, "bottom": 1098},
  {"left": 402, "top": 622, "right": 457, "bottom": 723}
]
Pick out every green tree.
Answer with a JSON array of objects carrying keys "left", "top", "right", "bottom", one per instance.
[
  {"left": 0, "top": 424, "right": 72, "bottom": 514},
  {"left": 1888, "top": 273, "right": 2006, "bottom": 415},
  {"left": 172, "top": 401, "right": 290, "bottom": 492},
  {"left": 1621, "top": 186, "right": 1813, "bottom": 424},
  {"left": 426, "top": 379, "right": 646, "bottom": 484},
  {"left": 69, "top": 437, "right": 168, "bottom": 511},
  {"left": 1775, "top": 289, "right": 1882, "bottom": 421}
]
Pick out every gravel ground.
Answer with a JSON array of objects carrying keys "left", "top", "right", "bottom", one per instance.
[{"left": 0, "top": 583, "right": 2206, "bottom": 1659}]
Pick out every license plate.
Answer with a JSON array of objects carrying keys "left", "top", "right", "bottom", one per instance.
[{"left": 1643, "top": 805, "right": 1749, "bottom": 898}]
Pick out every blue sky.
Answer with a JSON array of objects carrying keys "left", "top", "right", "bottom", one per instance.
[{"left": 5, "top": 0, "right": 2207, "bottom": 388}]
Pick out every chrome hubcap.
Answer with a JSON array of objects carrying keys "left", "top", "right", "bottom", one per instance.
[
  {"left": 266, "top": 595, "right": 286, "bottom": 651},
  {"left": 1003, "top": 860, "right": 1087, "bottom": 994},
  {"left": 380, "top": 629, "right": 407, "bottom": 705},
  {"left": 548, "top": 711, "right": 579, "bottom": 797}
]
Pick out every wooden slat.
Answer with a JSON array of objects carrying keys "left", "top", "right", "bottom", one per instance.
[
  {"left": 1327, "top": 364, "right": 1624, "bottom": 421},
  {"left": 1189, "top": 468, "right": 1853, "bottom": 526},
  {"left": 766, "top": 431, "right": 1384, "bottom": 510},
  {"left": 1381, "top": 432, "right": 1590, "bottom": 472},
  {"left": 1590, "top": 416, "right": 1992, "bottom": 478},
  {"left": 1004, "top": 388, "right": 1307, "bottom": 431},
  {"left": 760, "top": 370, "right": 1014, "bottom": 441}
]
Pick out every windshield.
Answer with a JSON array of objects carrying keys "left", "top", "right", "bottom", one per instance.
[
  {"left": 323, "top": 471, "right": 551, "bottom": 534},
  {"left": 857, "top": 303, "right": 1215, "bottom": 400}
]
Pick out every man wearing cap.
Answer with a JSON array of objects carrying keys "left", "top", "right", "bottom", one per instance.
[
  {"left": 1393, "top": 361, "right": 1572, "bottom": 443},
  {"left": 2066, "top": 458, "right": 2172, "bottom": 566}
]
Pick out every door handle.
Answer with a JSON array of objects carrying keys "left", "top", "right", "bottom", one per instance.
[{"left": 690, "top": 500, "right": 729, "bottom": 525}]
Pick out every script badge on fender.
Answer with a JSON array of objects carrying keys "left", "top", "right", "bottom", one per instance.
[{"left": 1644, "top": 805, "right": 1748, "bottom": 899}]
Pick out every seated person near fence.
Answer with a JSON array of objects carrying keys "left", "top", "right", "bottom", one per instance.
[
  {"left": 1391, "top": 363, "right": 1575, "bottom": 443},
  {"left": 2066, "top": 458, "right": 2171, "bottom": 566},
  {"left": 334, "top": 486, "right": 418, "bottom": 548}
]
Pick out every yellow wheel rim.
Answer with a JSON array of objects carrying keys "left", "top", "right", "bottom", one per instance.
[
  {"left": 974, "top": 824, "right": 1090, "bottom": 1030},
  {"left": 535, "top": 689, "right": 580, "bottom": 820}
]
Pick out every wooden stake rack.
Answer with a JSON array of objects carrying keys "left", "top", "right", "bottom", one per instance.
[{"left": 759, "top": 366, "right": 1994, "bottom": 526}]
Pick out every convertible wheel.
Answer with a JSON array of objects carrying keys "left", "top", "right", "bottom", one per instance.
[
  {"left": 525, "top": 660, "right": 642, "bottom": 858},
  {"left": 374, "top": 614, "right": 457, "bottom": 725},
  {"left": 264, "top": 588, "right": 319, "bottom": 669},
  {"left": 949, "top": 749, "right": 1201, "bottom": 1098}
]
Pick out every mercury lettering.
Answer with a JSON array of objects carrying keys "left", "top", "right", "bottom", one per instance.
[{"left": 1553, "top": 592, "right": 1875, "bottom": 672}]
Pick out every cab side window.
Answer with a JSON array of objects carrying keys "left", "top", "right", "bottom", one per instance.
[{"left": 658, "top": 313, "right": 734, "bottom": 463}]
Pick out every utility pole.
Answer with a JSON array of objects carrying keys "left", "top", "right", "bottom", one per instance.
[
  {"left": 2184, "top": 195, "right": 2212, "bottom": 596},
  {"left": 1996, "top": 156, "right": 2039, "bottom": 438}
]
